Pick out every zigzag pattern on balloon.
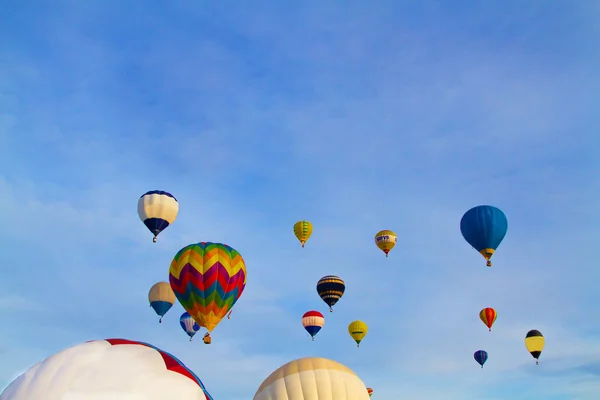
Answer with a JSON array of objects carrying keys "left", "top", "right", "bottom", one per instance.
[{"left": 170, "top": 263, "right": 246, "bottom": 306}]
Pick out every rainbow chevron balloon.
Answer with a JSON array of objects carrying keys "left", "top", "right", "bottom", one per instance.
[{"left": 169, "top": 242, "right": 247, "bottom": 332}]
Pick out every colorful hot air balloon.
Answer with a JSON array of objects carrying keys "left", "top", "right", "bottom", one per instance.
[
  {"left": 253, "top": 357, "right": 370, "bottom": 400},
  {"left": 367, "top": 388, "right": 373, "bottom": 397},
  {"left": 479, "top": 307, "right": 497, "bottom": 331},
  {"left": 138, "top": 190, "right": 179, "bottom": 242},
  {"left": 474, "top": 350, "right": 488, "bottom": 368},
  {"left": 374, "top": 230, "right": 396, "bottom": 257},
  {"left": 148, "top": 282, "right": 176, "bottom": 323},
  {"left": 302, "top": 311, "right": 325, "bottom": 341},
  {"left": 525, "top": 330, "right": 545, "bottom": 364},
  {"left": 348, "top": 320, "right": 368, "bottom": 347},
  {"left": 460, "top": 205, "right": 508, "bottom": 267},
  {"left": 169, "top": 242, "right": 247, "bottom": 343},
  {"left": 317, "top": 275, "right": 345, "bottom": 312},
  {"left": 180, "top": 312, "right": 201, "bottom": 341},
  {"left": 0, "top": 338, "right": 213, "bottom": 400},
  {"left": 293, "top": 220, "right": 313, "bottom": 247}
]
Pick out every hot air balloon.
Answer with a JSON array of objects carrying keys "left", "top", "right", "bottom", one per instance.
[
  {"left": 374, "top": 230, "right": 396, "bottom": 257},
  {"left": 317, "top": 275, "right": 345, "bottom": 312},
  {"left": 294, "top": 220, "right": 313, "bottom": 247},
  {"left": 479, "top": 307, "right": 497, "bottom": 331},
  {"left": 253, "top": 357, "right": 370, "bottom": 400},
  {"left": 367, "top": 388, "right": 373, "bottom": 397},
  {"left": 148, "top": 282, "right": 176, "bottom": 323},
  {"left": 460, "top": 205, "right": 508, "bottom": 267},
  {"left": 169, "top": 242, "right": 247, "bottom": 343},
  {"left": 474, "top": 350, "right": 488, "bottom": 368},
  {"left": 525, "top": 330, "right": 545, "bottom": 364},
  {"left": 302, "top": 311, "right": 325, "bottom": 341},
  {"left": 348, "top": 320, "right": 368, "bottom": 347},
  {"left": 0, "top": 338, "right": 213, "bottom": 400},
  {"left": 180, "top": 312, "right": 201, "bottom": 341},
  {"left": 138, "top": 190, "right": 179, "bottom": 242}
]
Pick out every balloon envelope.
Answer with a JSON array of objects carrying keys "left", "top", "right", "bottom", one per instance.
[
  {"left": 293, "top": 220, "right": 313, "bottom": 247},
  {"left": 0, "top": 338, "right": 212, "bottom": 400},
  {"left": 374, "top": 230, "right": 397, "bottom": 257},
  {"left": 316, "top": 275, "right": 345, "bottom": 312},
  {"left": 169, "top": 242, "right": 247, "bottom": 333},
  {"left": 474, "top": 350, "right": 488, "bottom": 367},
  {"left": 302, "top": 311, "right": 325, "bottom": 339},
  {"left": 138, "top": 190, "right": 179, "bottom": 242},
  {"left": 148, "top": 281, "right": 176, "bottom": 322},
  {"left": 253, "top": 357, "right": 369, "bottom": 400},
  {"left": 460, "top": 205, "right": 507, "bottom": 266}
]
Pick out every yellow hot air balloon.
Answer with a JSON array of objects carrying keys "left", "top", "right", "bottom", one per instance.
[
  {"left": 253, "top": 357, "right": 370, "bottom": 400},
  {"left": 374, "top": 230, "right": 396, "bottom": 257},
  {"left": 148, "top": 282, "right": 176, "bottom": 323},
  {"left": 348, "top": 320, "right": 368, "bottom": 347},
  {"left": 294, "top": 220, "right": 313, "bottom": 247},
  {"left": 525, "top": 330, "right": 545, "bottom": 364}
]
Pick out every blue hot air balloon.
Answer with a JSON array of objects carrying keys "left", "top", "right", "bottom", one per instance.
[
  {"left": 460, "top": 205, "right": 508, "bottom": 267},
  {"left": 180, "top": 312, "right": 201, "bottom": 341},
  {"left": 474, "top": 350, "right": 488, "bottom": 368},
  {"left": 137, "top": 190, "right": 179, "bottom": 242}
]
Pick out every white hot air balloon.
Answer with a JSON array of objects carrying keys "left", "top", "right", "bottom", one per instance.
[
  {"left": 0, "top": 338, "right": 213, "bottom": 400},
  {"left": 137, "top": 190, "right": 179, "bottom": 242},
  {"left": 254, "top": 357, "right": 370, "bottom": 400}
]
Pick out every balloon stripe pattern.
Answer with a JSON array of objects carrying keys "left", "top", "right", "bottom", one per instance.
[
  {"left": 138, "top": 190, "right": 179, "bottom": 242},
  {"left": 479, "top": 307, "right": 497, "bottom": 331},
  {"left": 317, "top": 275, "right": 345, "bottom": 312},
  {"left": 474, "top": 350, "right": 488, "bottom": 368},
  {"left": 105, "top": 339, "right": 213, "bottom": 400},
  {"left": 169, "top": 242, "right": 247, "bottom": 332},
  {"left": 302, "top": 311, "right": 325, "bottom": 340},
  {"left": 180, "top": 312, "right": 201, "bottom": 339}
]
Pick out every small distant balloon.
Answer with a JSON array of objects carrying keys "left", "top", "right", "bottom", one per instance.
[
  {"left": 293, "top": 220, "right": 313, "bottom": 247},
  {"left": 302, "top": 311, "right": 325, "bottom": 341},
  {"left": 138, "top": 190, "right": 179, "bottom": 242},
  {"left": 148, "top": 282, "right": 176, "bottom": 323},
  {"left": 460, "top": 205, "right": 507, "bottom": 267},
  {"left": 317, "top": 275, "right": 345, "bottom": 312},
  {"left": 525, "top": 330, "right": 545, "bottom": 364},
  {"left": 348, "top": 320, "right": 368, "bottom": 347},
  {"left": 474, "top": 350, "right": 488, "bottom": 368},
  {"left": 367, "top": 388, "right": 373, "bottom": 397},
  {"left": 479, "top": 307, "right": 497, "bottom": 331},
  {"left": 180, "top": 312, "right": 201, "bottom": 341},
  {"left": 374, "top": 230, "right": 397, "bottom": 257}
]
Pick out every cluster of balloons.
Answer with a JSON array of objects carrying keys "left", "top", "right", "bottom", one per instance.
[
  {"left": 461, "top": 205, "right": 545, "bottom": 368},
  {"left": 294, "top": 221, "right": 373, "bottom": 397},
  {"left": 140, "top": 190, "right": 247, "bottom": 345}
]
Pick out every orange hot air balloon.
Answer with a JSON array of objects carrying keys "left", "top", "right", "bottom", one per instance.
[{"left": 479, "top": 307, "right": 497, "bottom": 331}]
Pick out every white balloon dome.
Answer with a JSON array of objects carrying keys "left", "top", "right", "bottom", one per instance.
[{"left": 0, "top": 338, "right": 212, "bottom": 400}]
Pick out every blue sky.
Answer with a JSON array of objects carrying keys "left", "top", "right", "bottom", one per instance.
[{"left": 1, "top": 1, "right": 599, "bottom": 399}]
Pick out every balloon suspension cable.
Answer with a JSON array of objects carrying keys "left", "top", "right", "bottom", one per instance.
[
  {"left": 189, "top": 337, "right": 193, "bottom": 342},
  {"left": 227, "top": 310, "right": 232, "bottom": 319},
  {"left": 385, "top": 253, "right": 388, "bottom": 258},
  {"left": 481, "top": 365, "right": 483, "bottom": 369},
  {"left": 153, "top": 237, "right": 157, "bottom": 243}
]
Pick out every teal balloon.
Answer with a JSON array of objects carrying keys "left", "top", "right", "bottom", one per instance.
[{"left": 460, "top": 205, "right": 507, "bottom": 266}]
